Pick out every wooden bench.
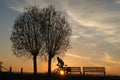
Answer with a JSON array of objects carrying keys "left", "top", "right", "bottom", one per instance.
[
  {"left": 64, "top": 67, "right": 82, "bottom": 74},
  {"left": 83, "top": 67, "right": 106, "bottom": 76}
]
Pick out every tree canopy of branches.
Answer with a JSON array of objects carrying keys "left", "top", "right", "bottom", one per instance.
[
  {"left": 40, "top": 5, "right": 72, "bottom": 75},
  {"left": 10, "top": 6, "right": 44, "bottom": 75},
  {"left": 11, "top": 5, "right": 72, "bottom": 75}
]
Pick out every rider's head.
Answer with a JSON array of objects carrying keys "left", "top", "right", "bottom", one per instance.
[{"left": 57, "top": 57, "right": 59, "bottom": 60}]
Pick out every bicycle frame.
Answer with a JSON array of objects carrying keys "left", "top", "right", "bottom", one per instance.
[{"left": 53, "top": 64, "right": 67, "bottom": 75}]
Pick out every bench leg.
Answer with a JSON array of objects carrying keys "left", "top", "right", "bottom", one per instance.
[
  {"left": 80, "top": 71, "right": 82, "bottom": 74},
  {"left": 104, "top": 71, "right": 106, "bottom": 76},
  {"left": 83, "top": 72, "right": 85, "bottom": 75}
]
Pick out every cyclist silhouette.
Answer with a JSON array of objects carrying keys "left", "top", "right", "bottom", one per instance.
[{"left": 57, "top": 57, "right": 64, "bottom": 69}]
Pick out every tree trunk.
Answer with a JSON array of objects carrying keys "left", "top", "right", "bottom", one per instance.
[
  {"left": 48, "top": 55, "right": 52, "bottom": 76},
  {"left": 33, "top": 55, "right": 37, "bottom": 75}
]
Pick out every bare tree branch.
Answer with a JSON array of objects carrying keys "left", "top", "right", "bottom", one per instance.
[
  {"left": 40, "top": 5, "right": 72, "bottom": 75},
  {"left": 10, "top": 6, "right": 44, "bottom": 75}
]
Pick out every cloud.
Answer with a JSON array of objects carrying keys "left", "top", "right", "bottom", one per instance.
[
  {"left": 5, "top": 0, "right": 49, "bottom": 12},
  {"left": 114, "top": 0, "right": 120, "bottom": 4},
  {"left": 66, "top": 53, "right": 91, "bottom": 60},
  {"left": 104, "top": 36, "right": 120, "bottom": 44},
  {"left": 71, "top": 35, "right": 79, "bottom": 39},
  {"left": 66, "top": 0, "right": 120, "bottom": 27},
  {"left": 5, "top": 0, "right": 120, "bottom": 65},
  {"left": 65, "top": 0, "right": 120, "bottom": 39},
  {"left": 102, "top": 52, "right": 120, "bottom": 64}
]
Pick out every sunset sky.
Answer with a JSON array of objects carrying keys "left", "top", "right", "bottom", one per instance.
[{"left": 0, "top": 0, "right": 120, "bottom": 75}]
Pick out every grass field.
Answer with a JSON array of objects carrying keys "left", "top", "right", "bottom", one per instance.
[{"left": 0, "top": 72, "right": 120, "bottom": 80}]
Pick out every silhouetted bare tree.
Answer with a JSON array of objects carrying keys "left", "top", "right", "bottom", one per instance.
[
  {"left": 10, "top": 6, "right": 44, "bottom": 75},
  {"left": 40, "top": 5, "right": 72, "bottom": 75}
]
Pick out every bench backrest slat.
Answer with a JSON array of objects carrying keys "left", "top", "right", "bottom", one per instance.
[
  {"left": 65, "top": 67, "right": 81, "bottom": 74},
  {"left": 83, "top": 67, "right": 105, "bottom": 72},
  {"left": 83, "top": 67, "right": 106, "bottom": 75},
  {"left": 71, "top": 67, "right": 81, "bottom": 72}
]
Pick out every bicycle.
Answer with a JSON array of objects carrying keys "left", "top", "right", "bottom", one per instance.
[{"left": 53, "top": 64, "right": 68, "bottom": 75}]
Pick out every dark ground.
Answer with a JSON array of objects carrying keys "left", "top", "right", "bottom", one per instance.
[{"left": 0, "top": 72, "right": 120, "bottom": 80}]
